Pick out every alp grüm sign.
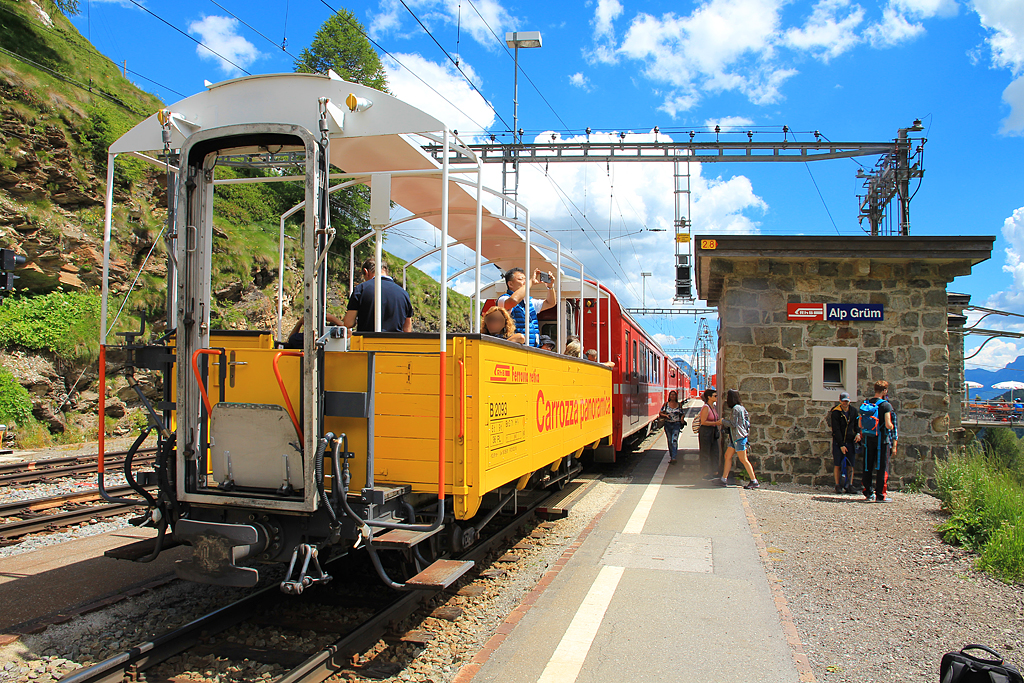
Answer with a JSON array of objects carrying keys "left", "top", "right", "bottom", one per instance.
[{"left": 786, "top": 303, "right": 884, "bottom": 321}]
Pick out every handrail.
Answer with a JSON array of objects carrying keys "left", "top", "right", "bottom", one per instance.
[
  {"left": 273, "top": 351, "right": 304, "bottom": 440},
  {"left": 458, "top": 360, "right": 466, "bottom": 440},
  {"left": 191, "top": 349, "right": 223, "bottom": 416}
]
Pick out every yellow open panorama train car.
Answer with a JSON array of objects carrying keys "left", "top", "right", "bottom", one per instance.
[{"left": 97, "top": 73, "right": 612, "bottom": 592}]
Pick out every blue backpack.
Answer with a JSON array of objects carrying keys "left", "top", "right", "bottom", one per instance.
[{"left": 859, "top": 399, "right": 887, "bottom": 437}]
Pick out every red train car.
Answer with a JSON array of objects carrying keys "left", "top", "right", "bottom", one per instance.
[{"left": 535, "top": 282, "right": 689, "bottom": 462}]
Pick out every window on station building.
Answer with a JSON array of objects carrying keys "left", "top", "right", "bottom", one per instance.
[{"left": 811, "top": 346, "right": 858, "bottom": 402}]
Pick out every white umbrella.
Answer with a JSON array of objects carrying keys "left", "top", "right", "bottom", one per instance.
[
  {"left": 992, "top": 381, "right": 1024, "bottom": 401},
  {"left": 964, "top": 381, "right": 984, "bottom": 389}
]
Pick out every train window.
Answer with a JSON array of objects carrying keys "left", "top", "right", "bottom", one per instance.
[{"left": 633, "top": 340, "right": 638, "bottom": 376}]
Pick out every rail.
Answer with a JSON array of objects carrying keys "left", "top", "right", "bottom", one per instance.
[{"left": 60, "top": 483, "right": 571, "bottom": 683}]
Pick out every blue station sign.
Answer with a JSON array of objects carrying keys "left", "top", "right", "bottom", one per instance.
[{"left": 786, "top": 303, "right": 884, "bottom": 321}]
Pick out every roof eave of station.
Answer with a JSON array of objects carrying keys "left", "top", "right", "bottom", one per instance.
[{"left": 693, "top": 234, "right": 996, "bottom": 306}]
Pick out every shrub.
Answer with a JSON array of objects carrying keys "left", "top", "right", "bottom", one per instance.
[
  {"left": 0, "top": 367, "right": 33, "bottom": 426},
  {"left": 0, "top": 290, "right": 100, "bottom": 361},
  {"left": 937, "top": 439, "right": 1024, "bottom": 582}
]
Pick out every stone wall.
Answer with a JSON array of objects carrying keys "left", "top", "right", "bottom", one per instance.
[{"left": 714, "top": 257, "right": 971, "bottom": 488}]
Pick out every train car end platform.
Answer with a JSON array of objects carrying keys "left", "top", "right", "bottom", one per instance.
[{"left": 458, "top": 424, "right": 810, "bottom": 683}]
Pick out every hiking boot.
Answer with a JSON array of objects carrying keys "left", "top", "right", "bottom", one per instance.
[
  {"left": 835, "top": 485, "right": 843, "bottom": 494},
  {"left": 844, "top": 486, "right": 857, "bottom": 494}
]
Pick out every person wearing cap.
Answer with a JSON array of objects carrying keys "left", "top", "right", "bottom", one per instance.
[
  {"left": 829, "top": 391, "right": 861, "bottom": 494},
  {"left": 497, "top": 267, "right": 557, "bottom": 347},
  {"left": 538, "top": 334, "right": 556, "bottom": 351}
]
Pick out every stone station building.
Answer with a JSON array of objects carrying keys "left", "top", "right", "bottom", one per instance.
[{"left": 694, "top": 235, "right": 994, "bottom": 488}]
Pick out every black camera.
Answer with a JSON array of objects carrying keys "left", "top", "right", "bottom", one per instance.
[{"left": 0, "top": 248, "right": 27, "bottom": 294}]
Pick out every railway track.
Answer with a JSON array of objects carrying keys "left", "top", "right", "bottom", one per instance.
[
  {"left": 0, "top": 448, "right": 157, "bottom": 485},
  {"left": 0, "top": 486, "right": 148, "bottom": 541},
  {"left": 60, "top": 483, "right": 587, "bottom": 683}
]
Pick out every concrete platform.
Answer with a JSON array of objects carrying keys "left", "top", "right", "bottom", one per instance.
[
  {"left": 465, "top": 423, "right": 805, "bottom": 683},
  {"left": 0, "top": 527, "right": 189, "bottom": 633}
]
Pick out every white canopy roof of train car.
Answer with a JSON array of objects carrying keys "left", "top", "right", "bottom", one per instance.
[{"left": 108, "top": 72, "right": 553, "bottom": 276}]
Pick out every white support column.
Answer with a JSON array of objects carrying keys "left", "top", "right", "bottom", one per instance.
[
  {"left": 473, "top": 160, "right": 483, "bottom": 334},
  {"left": 100, "top": 153, "right": 116, "bottom": 343},
  {"left": 524, "top": 210, "right": 531, "bottom": 345},
  {"left": 277, "top": 215, "right": 286, "bottom": 340},
  {"left": 440, "top": 129, "right": 450, "bottom": 349},
  {"left": 374, "top": 227, "right": 383, "bottom": 332},
  {"left": 596, "top": 279, "right": 602, "bottom": 361},
  {"left": 556, "top": 247, "right": 563, "bottom": 352}
]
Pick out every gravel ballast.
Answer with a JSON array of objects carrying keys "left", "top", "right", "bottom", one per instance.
[{"left": 744, "top": 484, "right": 1024, "bottom": 682}]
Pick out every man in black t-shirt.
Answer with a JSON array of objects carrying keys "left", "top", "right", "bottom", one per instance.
[{"left": 343, "top": 259, "right": 413, "bottom": 333}]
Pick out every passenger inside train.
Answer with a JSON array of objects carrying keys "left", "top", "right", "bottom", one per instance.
[
  {"left": 481, "top": 305, "right": 527, "bottom": 344},
  {"left": 343, "top": 258, "right": 413, "bottom": 333},
  {"left": 498, "top": 267, "right": 558, "bottom": 346}
]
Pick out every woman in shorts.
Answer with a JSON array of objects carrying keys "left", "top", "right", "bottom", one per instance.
[{"left": 716, "top": 389, "right": 760, "bottom": 489}]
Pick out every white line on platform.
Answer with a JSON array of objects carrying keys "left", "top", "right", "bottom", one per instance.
[
  {"left": 535, "top": 564, "right": 625, "bottom": 683},
  {"left": 621, "top": 452, "right": 670, "bottom": 535}
]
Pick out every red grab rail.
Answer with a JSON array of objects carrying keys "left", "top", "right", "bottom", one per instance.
[
  {"left": 273, "top": 351, "right": 303, "bottom": 440},
  {"left": 191, "top": 349, "right": 223, "bottom": 416}
]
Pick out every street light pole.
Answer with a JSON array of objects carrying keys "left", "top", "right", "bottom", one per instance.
[{"left": 504, "top": 31, "right": 542, "bottom": 217}]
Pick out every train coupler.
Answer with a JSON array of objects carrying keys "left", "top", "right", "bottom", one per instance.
[
  {"left": 173, "top": 519, "right": 268, "bottom": 587},
  {"left": 280, "top": 543, "right": 332, "bottom": 595}
]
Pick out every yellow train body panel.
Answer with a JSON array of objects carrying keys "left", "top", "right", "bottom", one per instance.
[{"left": 344, "top": 335, "right": 613, "bottom": 519}]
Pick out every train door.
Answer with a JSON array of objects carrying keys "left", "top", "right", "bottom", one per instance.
[{"left": 626, "top": 335, "right": 634, "bottom": 423}]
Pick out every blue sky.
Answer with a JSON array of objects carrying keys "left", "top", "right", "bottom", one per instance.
[{"left": 64, "top": 0, "right": 1023, "bottom": 368}]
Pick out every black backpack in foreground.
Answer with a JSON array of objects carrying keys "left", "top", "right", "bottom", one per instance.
[{"left": 941, "top": 645, "right": 1024, "bottom": 683}]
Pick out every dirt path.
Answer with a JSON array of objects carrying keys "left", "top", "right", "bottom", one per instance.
[{"left": 745, "top": 484, "right": 1024, "bottom": 682}]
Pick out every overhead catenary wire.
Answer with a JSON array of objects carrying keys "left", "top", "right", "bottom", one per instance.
[
  {"left": 393, "top": 0, "right": 512, "bottom": 132},
  {"left": 207, "top": 0, "right": 301, "bottom": 61},
  {"left": 316, "top": 0, "right": 493, "bottom": 132}
]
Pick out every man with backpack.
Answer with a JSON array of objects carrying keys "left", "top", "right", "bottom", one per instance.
[
  {"left": 860, "top": 380, "right": 896, "bottom": 502},
  {"left": 829, "top": 392, "right": 861, "bottom": 494}
]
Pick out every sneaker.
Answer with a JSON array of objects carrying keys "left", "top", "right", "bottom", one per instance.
[
  {"left": 744, "top": 480, "right": 760, "bottom": 490},
  {"left": 668, "top": 458, "right": 677, "bottom": 464},
  {"left": 875, "top": 495, "right": 892, "bottom": 502},
  {"left": 714, "top": 478, "right": 730, "bottom": 487},
  {"left": 864, "top": 490, "right": 875, "bottom": 500}
]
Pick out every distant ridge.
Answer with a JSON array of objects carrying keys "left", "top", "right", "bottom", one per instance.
[{"left": 965, "top": 354, "right": 1024, "bottom": 400}]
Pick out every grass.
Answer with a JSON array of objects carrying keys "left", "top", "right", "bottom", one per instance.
[{"left": 936, "top": 429, "right": 1024, "bottom": 583}]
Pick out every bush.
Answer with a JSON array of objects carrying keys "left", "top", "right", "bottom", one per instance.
[
  {"left": 0, "top": 290, "right": 100, "bottom": 361},
  {"left": 0, "top": 367, "right": 33, "bottom": 426},
  {"left": 936, "top": 439, "right": 1024, "bottom": 582}
]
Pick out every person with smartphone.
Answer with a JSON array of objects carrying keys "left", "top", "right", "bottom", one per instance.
[{"left": 497, "top": 267, "right": 557, "bottom": 347}]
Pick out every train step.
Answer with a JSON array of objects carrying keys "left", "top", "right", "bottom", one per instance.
[
  {"left": 404, "top": 559, "right": 475, "bottom": 590},
  {"left": 372, "top": 525, "right": 445, "bottom": 549}
]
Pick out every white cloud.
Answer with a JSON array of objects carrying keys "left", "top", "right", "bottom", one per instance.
[
  {"left": 965, "top": 338, "right": 1024, "bottom": 370},
  {"left": 594, "top": 0, "right": 624, "bottom": 38},
  {"left": 371, "top": 0, "right": 515, "bottom": 50},
  {"left": 893, "top": 0, "right": 958, "bottom": 18},
  {"left": 569, "top": 72, "right": 591, "bottom": 89},
  {"left": 864, "top": 7, "right": 926, "bottom": 46},
  {"left": 505, "top": 130, "right": 766, "bottom": 307},
  {"left": 783, "top": 0, "right": 865, "bottom": 60},
  {"left": 188, "top": 15, "right": 261, "bottom": 75},
  {"left": 704, "top": 116, "right": 754, "bottom": 129},
  {"left": 986, "top": 206, "right": 1024, "bottom": 312},
  {"left": 973, "top": 0, "right": 1024, "bottom": 133},
  {"left": 653, "top": 333, "right": 680, "bottom": 346},
  {"left": 1001, "top": 76, "right": 1024, "bottom": 134},
  {"left": 602, "top": 0, "right": 799, "bottom": 114},
  {"left": 383, "top": 53, "right": 496, "bottom": 133}
]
